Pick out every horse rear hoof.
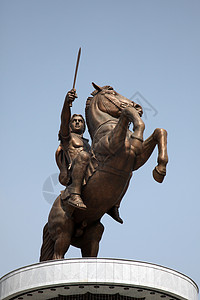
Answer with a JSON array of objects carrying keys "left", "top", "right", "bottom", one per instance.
[{"left": 153, "top": 167, "right": 165, "bottom": 183}]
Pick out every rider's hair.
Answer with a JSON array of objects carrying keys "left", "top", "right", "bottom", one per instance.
[{"left": 70, "top": 114, "right": 86, "bottom": 133}]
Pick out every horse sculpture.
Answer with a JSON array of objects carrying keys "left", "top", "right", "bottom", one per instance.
[{"left": 40, "top": 83, "right": 168, "bottom": 261}]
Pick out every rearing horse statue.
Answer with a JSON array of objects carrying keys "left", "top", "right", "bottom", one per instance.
[{"left": 40, "top": 83, "right": 168, "bottom": 261}]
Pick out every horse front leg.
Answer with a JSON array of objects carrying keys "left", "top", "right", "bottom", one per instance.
[
  {"left": 153, "top": 128, "right": 168, "bottom": 182},
  {"left": 133, "top": 128, "right": 168, "bottom": 183},
  {"left": 109, "top": 106, "right": 145, "bottom": 155}
]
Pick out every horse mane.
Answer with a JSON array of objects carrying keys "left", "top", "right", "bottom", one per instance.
[
  {"left": 85, "top": 96, "right": 93, "bottom": 137},
  {"left": 85, "top": 85, "right": 114, "bottom": 137},
  {"left": 85, "top": 85, "right": 113, "bottom": 136}
]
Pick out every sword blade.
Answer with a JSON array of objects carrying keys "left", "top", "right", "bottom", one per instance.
[{"left": 72, "top": 47, "right": 81, "bottom": 89}]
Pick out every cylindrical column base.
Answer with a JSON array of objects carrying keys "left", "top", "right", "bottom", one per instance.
[{"left": 0, "top": 259, "right": 198, "bottom": 300}]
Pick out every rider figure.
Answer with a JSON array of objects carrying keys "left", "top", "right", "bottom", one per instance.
[
  {"left": 57, "top": 89, "right": 90, "bottom": 209},
  {"left": 56, "top": 89, "right": 123, "bottom": 222}
]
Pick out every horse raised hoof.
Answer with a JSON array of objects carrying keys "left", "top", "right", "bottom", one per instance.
[
  {"left": 153, "top": 166, "right": 166, "bottom": 183},
  {"left": 68, "top": 194, "right": 87, "bottom": 210}
]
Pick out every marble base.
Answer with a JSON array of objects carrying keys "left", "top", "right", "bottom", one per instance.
[{"left": 0, "top": 258, "right": 198, "bottom": 300}]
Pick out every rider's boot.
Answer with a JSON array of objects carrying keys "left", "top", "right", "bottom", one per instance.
[
  {"left": 107, "top": 205, "right": 123, "bottom": 224},
  {"left": 60, "top": 191, "right": 75, "bottom": 217},
  {"left": 67, "top": 193, "right": 87, "bottom": 210},
  {"left": 67, "top": 151, "right": 90, "bottom": 210}
]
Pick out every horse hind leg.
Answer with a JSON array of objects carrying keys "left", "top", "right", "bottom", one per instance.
[
  {"left": 80, "top": 221, "right": 104, "bottom": 257},
  {"left": 152, "top": 128, "right": 168, "bottom": 183},
  {"left": 52, "top": 218, "right": 75, "bottom": 260}
]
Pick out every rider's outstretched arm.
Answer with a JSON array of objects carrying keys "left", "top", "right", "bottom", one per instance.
[{"left": 60, "top": 89, "right": 77, "bottom": 138}]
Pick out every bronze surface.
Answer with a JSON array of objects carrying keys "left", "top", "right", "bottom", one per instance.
[{"left": 40, "top": 83, "right": 168, "bottom": 261}]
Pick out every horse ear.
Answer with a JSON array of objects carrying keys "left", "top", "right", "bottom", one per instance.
[{"left": 92, "top": 82, "right": 102, "bottom": 92}]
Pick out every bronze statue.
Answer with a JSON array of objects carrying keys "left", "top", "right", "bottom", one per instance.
[
  {"left": 40, "top": 82, "right": 168, "bottom": 261},
  {"left": 55, "top": 89, "right": 122, "bottom": 222}
]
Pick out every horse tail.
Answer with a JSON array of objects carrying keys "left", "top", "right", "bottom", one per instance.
[{"left": 40, "top": 223, "right": 55, "bottom": 262}]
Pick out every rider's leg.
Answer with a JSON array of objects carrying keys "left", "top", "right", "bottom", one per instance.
[{"left": 68, "top": 151, "right": 90, "bottom": 209}]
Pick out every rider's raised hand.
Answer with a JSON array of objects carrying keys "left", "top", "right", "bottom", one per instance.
[{"left": 66, "top": 89, "right": 78, "bottom": 106}]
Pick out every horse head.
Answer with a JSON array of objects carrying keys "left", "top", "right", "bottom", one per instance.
[{"left": 85, "top": 82, "right": 143, "bottom": 139}]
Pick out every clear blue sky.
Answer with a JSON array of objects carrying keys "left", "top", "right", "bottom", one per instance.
[{"left": 1, "top": 0, "right": 200, "bottom": 290}]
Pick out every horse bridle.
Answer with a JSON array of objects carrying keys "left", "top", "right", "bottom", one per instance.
[{"left": 104, "top": 92, "right": 134, "bottom": 111}]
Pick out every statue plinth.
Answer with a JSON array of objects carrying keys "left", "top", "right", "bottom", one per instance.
[{"left": 0, "top": 259, "right": 198, "bottom": 300}]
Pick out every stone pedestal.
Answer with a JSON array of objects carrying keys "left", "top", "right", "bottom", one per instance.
[{"left": 0, "top": 259, "right": 198, "bottom": 300}]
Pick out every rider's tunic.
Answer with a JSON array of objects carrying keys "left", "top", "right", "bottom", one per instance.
[
  {"left": 56, "top": 132, "right": 91, "bottom": 187},
  {"left": 60, "top": 132, "right": 90, "bottom": 166}
]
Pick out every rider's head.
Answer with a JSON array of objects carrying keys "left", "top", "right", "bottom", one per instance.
[{"left": 70, "top": 114, "right": 85, "bottom": 134}]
